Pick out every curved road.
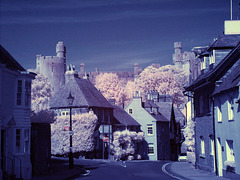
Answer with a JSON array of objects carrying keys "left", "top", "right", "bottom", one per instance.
[{"left": 73, "top": 160, "right": 177, "bottom": 180}]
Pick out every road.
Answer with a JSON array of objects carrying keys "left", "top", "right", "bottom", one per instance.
[{"left": 73, "top": 160, "right": 176, "bottom": 180}]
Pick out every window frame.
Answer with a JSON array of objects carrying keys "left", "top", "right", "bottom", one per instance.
[
  {"left": 148, "top": 143, "right": 154, "bottom": 155},
  {"left": 147, "top": 124, "right": 154, "bottom": 136}
]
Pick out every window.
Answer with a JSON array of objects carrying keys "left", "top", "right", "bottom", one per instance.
[
  {"left": 148, "top": 143, "right": 154, "bottom": 155},
  {"left": 17, "top": 80, "right": 22, "bottom": 105},
  {"left": 227, "top": 100, "right": 234, "bottom": 120},
  {"left": 147, "top": 124, "right": 153, "bottom": 136},
  {"left": 61, "top": 111, "right": 69, "bottom": 116},
  {"left": 200, "top": 136, "right": 205, "bottom": 157},
  {"left": 226, "top": 140, "right": 235, "bottom": 162},
  {"left": 128, "top": 109, "right": 133, "bottom": 114},
  {"left": 16, "top": 129, "right": 21, "bottom": 153},
  {"left": 25, "top": 81, "right": 31, "bottom": 106},
  {"left": 217, "top": 103, "right": 222, "bottom": 122},
  {"left": 209, "top": 135, "right": 215, "bottom": 155},
  {"left": 24, "top": 129, "right": 29, "bottom": 153}
]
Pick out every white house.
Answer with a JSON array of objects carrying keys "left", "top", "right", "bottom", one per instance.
[{"left": 0, "top": 45, "right": 35, "bottom": 179}]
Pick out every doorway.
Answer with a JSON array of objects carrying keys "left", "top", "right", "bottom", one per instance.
[{"left": 217, "top": 138, "right": 223, "bottom": 176}]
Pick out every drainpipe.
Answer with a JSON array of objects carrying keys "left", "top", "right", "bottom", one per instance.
[{"left": 211, "top": 96, "right": 218, "bottom": 176}]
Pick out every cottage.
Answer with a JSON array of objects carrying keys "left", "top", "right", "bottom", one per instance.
[{"left": 50, "top": 69, "right": 114, "bottom": 159}]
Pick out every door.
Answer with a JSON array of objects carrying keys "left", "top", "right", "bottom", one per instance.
[
  {"left": 217, "top": 138, "right": 223, "bottom": 176},
  {"left": 1, "top": 130, "right": 5, "bottom": 172}
]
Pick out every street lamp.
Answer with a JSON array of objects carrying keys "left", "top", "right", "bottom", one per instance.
[{"left": 67, "top": 92, "right": 74, "bottom": 169}]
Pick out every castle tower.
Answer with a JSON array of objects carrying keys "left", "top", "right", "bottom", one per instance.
[
  {"left": 36, "top": 42, "right": 66, "bottom": 93},
  {"left": 173, "top": 42, "right": 183, "bottom": 68},
  {"left": 56, "top": 41, "right": 66, "bottom": 58}
]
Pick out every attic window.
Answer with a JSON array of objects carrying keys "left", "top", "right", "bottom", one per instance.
[{"left": 129, "top": 109, "right": 133, "bottom": 114}]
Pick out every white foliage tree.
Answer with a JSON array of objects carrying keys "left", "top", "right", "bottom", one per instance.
[
  {"left": 95, "top": 73, "right": 125, "bottom": 105},
  {"left": 51, "top": 111, "right": 98, "bottom": 155},
  {"left": 110, "top": 130, "right": 144, "bottom": 161},
  {"left": 183, "top": 119, "right": 195, "bottom": 164},
  {"left": 136, "top": 65, "right": 188, "bottom": 108},
  {"left": 31, "top": 72, "right": 52, "bottom": 112}
]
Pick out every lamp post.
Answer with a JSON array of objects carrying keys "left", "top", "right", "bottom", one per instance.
[{"left": 67, "top": 92, "right": 74, "bottom": 169}]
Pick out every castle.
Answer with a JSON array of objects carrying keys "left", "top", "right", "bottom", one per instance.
[
  {"left": 36, "top": 41, "right": 66, "bottom": 92},
  {"left": 36, "top": 42, "right": 143, "bottom": 92}
]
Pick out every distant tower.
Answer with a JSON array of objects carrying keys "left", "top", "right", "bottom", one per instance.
[
  {"left": 36, "top": 41, "right": 66, "bottom": 93},
  {"left": 173, "top": 42, "right": 183, "bottom": 68},
  {"left": 80, "top": 63, "right": 85, "bottom": 76}
]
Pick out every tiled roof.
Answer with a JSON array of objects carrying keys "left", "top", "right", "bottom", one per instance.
[
  {"left": 148, "top": 112, "right": 169, "bottom": 123},
  {"left": 155, "top": 102, "right": 185, "bottom": 126},
  {"left": 113, "top": 105, "right": 140, "bottom": 127},
  {"left": 50, "top": 74, "right": 113, "bottom": 109},
  {"left": 208, "top": 35, "right": 240, "bottom": 50},
  {"left": 0, "top": 44, "right": 25, "bottom": 71},
  {"left": 185, "top": 41, "right": 240, "bottom": 91},
  {"left": 213, "top": 61, "right": 240, "bottom": 95}
]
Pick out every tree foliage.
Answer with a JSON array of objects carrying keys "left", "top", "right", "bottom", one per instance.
[
  {"left": 31, "top": 72, "right": 52, "bottom": 112},
  {"left": 95, "top": 73, "right": 125, "bottom": 105},
  {"left": 110, "top": 130, "right": 144, "bottom": 161},
  {"left": 51, "top": 111, "right": 98, "bottom": 155},
  {"left": 183, "top": 119, "right": 195, "bottom": 152},
  {"left": 136, "top": 65, "right": 188, "bottom": 107}
]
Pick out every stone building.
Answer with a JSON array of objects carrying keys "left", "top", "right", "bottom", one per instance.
[{"left": 36, "top": 41, "right": 66, "bottom": 93}]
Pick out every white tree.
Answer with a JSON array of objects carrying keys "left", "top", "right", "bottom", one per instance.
[
  {"left": 51, "top": 111, "right": 98, "bottom": 155},
  {"left": 95, "top": 73, "right": 125, "bottom": 105},
  {"left": 136, "top": 65, "right": 188, "bottom": 108},
  {"left": 110, "top": 130, "right": 144, "bottom": 161},
  {"left": 31, "top": 71, "right": 52, "bottom": 112},
  {"left": 183, "top": 119, "right": 195, "bottom": 164}
]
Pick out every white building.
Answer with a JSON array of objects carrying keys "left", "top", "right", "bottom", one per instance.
[{"left": 0, "top": 45, "right": 35, "bottom": 179}]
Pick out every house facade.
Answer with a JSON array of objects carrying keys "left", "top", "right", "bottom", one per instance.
[
  {"left": 125, "top": 91, "right": 170, "bottom": 160},
  {"left": 0, "top": 45, "right": 35, "bottom": 179},
  {"left": 185, "top": 35, "right": 240, "bottom": 175},
  {"left": 212, "top": 49, "right": 240, "bottom": 179}
]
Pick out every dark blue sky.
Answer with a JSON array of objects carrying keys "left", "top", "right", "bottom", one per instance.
[{"left": 0, "top": 0, "right": 239, "bottom": 72}]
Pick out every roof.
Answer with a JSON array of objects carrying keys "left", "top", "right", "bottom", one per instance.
[
  {"left": 0, "top": 44, "right": 25, "bottom": 71},
  {"left": 50, "top": 74, "right": 113, "bottom": 109},
  {"left": 185, "top": 41, "right": 240, "bottom": 91},
  {"left": 113, "top": 105, "right": 140, "bottom": 127},
  {"left": 207, "top": 35, "right": 240, "bottom": 51},
  {"left": 155, "top": 101, "right": 185, "bottom": 126},
  {"left": 213, "top": 61, "right": 240, "bottom": 95},
  {"left": 148, "top": 112, "right": 169, "bottom": 123}
]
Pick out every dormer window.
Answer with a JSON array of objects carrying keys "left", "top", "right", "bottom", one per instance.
[{"left": 209, "top": 50, "right": 215, "bottom": 65}]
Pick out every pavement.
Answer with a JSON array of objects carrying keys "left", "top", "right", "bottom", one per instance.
[
  {"left": 164, "top": 161, "right": 231, "bottom": 180},
  {"left": 31, "top": 157, "right": 231, "bottom": 180}
]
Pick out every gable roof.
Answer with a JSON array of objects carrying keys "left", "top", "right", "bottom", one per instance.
[
  {"left": 213, "top": 61, "right": 240, "bottom": 95},
  {"left": 113, "top": 105, "right": 140, "bottom": 127},
  {"left": 185, "top": 41, "right": 240, "bottom": 91},
  {"left": 0, "top": 45, "right": 25, "bottom": 71},
  {"left": 50, "top": 74, "right": 113, "bottom": 109},
  {"left": 155, "top": 101, "right": 185, "bottom": 126}
]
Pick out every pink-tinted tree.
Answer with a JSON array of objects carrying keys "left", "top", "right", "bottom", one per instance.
[
  {"left": 51, "top": 111, "right": 98, "bottom": 155},
  {"left": 95, "top": 73, "right": 125, "bottom": 105}
]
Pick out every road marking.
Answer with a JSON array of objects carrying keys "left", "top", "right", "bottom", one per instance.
[{"left": 162, "top": 162, "right": 185, "bottom": 180}]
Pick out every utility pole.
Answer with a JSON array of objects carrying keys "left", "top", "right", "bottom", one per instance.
[{"left": 230, "top": 0, "right": 233, "bottom": 20}]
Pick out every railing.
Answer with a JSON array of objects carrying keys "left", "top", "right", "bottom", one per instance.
[{"left": 7, "top": 152, "right": 23, "bottom": 179}]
